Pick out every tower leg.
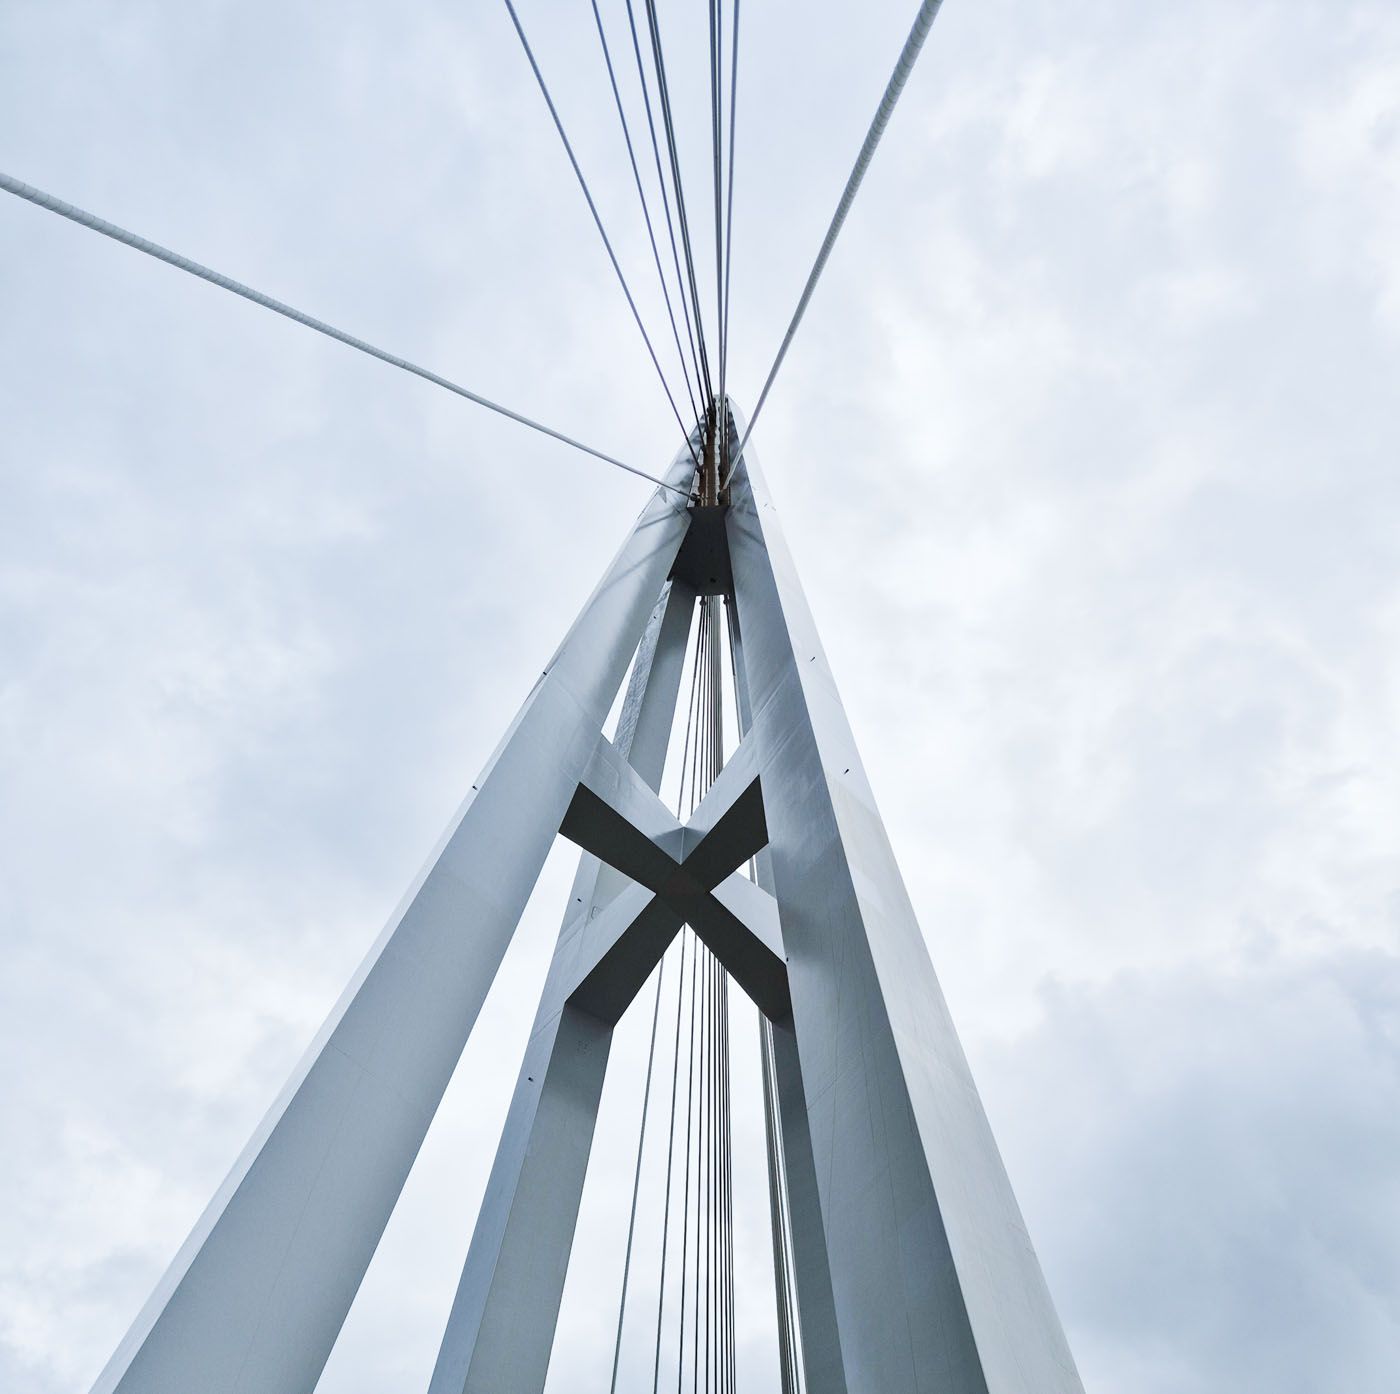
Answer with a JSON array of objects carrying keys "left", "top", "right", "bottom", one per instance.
[
  {"left": 429, "top": 578, "right": 696, "bottom": 1394},
  {"left": 428, "top": 999, "right": 614, "bottom": 1394},
  {"left": 92, "top": 455, "right": 695, "bottom": 1394},
  {"left": 725, "top": 430, "right": 1083, "bottom": 1394}
]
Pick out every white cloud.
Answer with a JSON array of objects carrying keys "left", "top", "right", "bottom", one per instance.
[{"left": 2, "top": 1, "right": 1398, "bottom": 1391}]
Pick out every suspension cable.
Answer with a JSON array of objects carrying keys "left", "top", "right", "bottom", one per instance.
[
  {"left": 648, "top": 601, "right": 705, "bottom": 1393},
  {"left": 642, "top": 0, "right": 714, "bottom": 402},
  {"left": 694, "top": 942, "right": 711, "bottom": 1394},
  {"left": 623, "top": 0, "right": 707, "bottom": 413},
  {"left": 0, "top": 171, "right": 691, "bottom": 496},
  {"left": 675, "top": 897, "right": 701, "bottom": 1393},
  {"left": 719, "top": 0, "right": 741, "bottom": 472},
  {"left": 688, "top": 594, "right": 731, "bottom": 1394},
  {"left": 724, "top": 0, "right": 948, "bottom": 485},
  {"left": 726, "top": 597, "right": 799, "bottom": 1393},
  {"left": 590, "top": 0, "right": 701, "bottom": 423},
  {"left": 694, "top": 604, "right": 713, "bottom": 1394},
  {"left": 501, "top": 0, "right": 701, "bottom": 468},
  {"left": 715, "top": 610, "right": 735, "bottom": 1394},
  {"left": 607, "top": 950, "right": 669, "bottom": 1394},
  {"left": 762, "top": 1021, "right": 802, "bottom": 1394},
  {"left": 651, "top": 928, "right": 692, "bottom": 1394},
  {"left": 709, "top": 0, "right": 725, "bottom": 421},
  {"left": 670, "top": 595, "right": 737, "bottom": 1394},
  {"left": 623, "top": 600, "right": 737, "bottom": 1393}
]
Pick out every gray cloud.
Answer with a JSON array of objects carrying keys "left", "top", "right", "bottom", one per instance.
[
  {"left": 984, "top": 944, "right": 1400, "bottom": 1394},
  {"left": 2, "top": 0, "right": 1398, "bottom": 1390}
]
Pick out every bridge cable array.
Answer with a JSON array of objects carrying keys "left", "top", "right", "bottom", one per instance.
[
  {"left": 645, "top": 0, "right": 715, "bottom": 409},
  {"left": 502, "top": 0, "right": 701, "bottom": 471},
  {"left": 604, "top": 593, "right": 756, "bottom": 1394},
  {"left": 2, "top": 0, "right": 946, "bottom": 499},
  {"left": 761, "top": 1016, "right": 803, "bottom": 1394},
  {"left": 621, "top": 0, "right": 708, "bottom": 414},
  {"left": 590, "top": 0, "right": 701, "bottom": 425},
  {"left": 718, "top": 0, "right": 741, "bottom": 474}
]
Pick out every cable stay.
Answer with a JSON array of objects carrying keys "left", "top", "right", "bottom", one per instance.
[
  {"left": 709, "top": 0, "right": 725, "bottom": 408},
  {"left": 719, "top": 0, "right": 741, "bottom": 476},
  {"left": 502, "top": 0, "right": 702, "bottom": 470},
  {"left": 642, "top": 0, "right": 715, "bottom": 403},
  {"left": 725, "top": 0, "right": 948, "bottom": 485},
  {"left": 590, "top": 0, "right": 702, "bottom": 424},
  {"left": 605, "top": 592, "right": 768, "bottom": 1394},
  {"left": 607, "top": 944, "right": 670, "bottom": 1394},
  {"left": 622, "top": 0, "right": 709, "bottom": 415},
  {"left": 761, "top": 1017, "right": 804, "bottom": 1394},
  {"left": 0, "top": 171, "right": 689, "bottom": 497}
]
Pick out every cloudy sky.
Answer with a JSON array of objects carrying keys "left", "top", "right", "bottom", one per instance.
[{"left": 3, "top": 0, "right": 1400, "bottom": 1390}]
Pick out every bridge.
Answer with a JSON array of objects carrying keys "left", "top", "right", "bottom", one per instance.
[{"left": 3, "top": 3, "right": 1083, "bottom": 1391}]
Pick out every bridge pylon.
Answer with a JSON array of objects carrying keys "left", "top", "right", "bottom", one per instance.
[{"left": 94, "top": 406, "right": 1083, "bottom": 1394}]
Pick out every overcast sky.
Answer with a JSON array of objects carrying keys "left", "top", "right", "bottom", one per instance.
[{"left": 3, "top": 0, "right": 1400, "bottom": 1390}]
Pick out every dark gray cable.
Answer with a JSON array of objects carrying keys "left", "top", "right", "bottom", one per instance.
[
  {"left": 624, "top": 0, "right": 707, "bottom": 411},
  {"left": 651, "top": 929, "right": 692, "bottom": 1394},
  {"left": 695, "top": 596, "right": 732, "bottom": 1394},
  {"left": 773, "top": 1020, "right": 805, "bottom": 1391},
  {"left": 0, "top": 171, "right": 690, "bottom": 496},
  {"left": 710, "top": 0, "right": 725, "bottom": 426},
  {"left": 724, "top": 0, "right": 947, "bottom": 485},
  {"left": 500, "top": 0, "right": 701, "bottom": 468},
  {"left": 675, "top": 913, "right": 701, "bottom": 1394},
  {"left": 642, "top": 0, "right": 714, "bottom": 402},
  {"left": 719, "top": 0, "right": 741, "bottom": 472},
  {"left": 720, "top": 971, "right": 735, "bottom": 1394},
  {"left": 653, "top": 604, "right": 706, "bottom": 1394},
  {"left": 714, "top": 608, "right": 733, "bottom": 1394},
  {"left": 761, "top": 1023, "right": 799, "bottom": 1394},
  {"left": 693, "top": 606, "right": 710, "bottom": 1394},
  {"left": 695, "top": 945, "right": 711, "bottom": 1394},
  {"left": 608, "top": 952, "right": 669, "bottom": 1394},
  {"left": 590, "top": 0, "right": 701, "bottom": 423}
]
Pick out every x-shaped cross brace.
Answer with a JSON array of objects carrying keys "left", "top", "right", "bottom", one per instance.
[{"left": 555, "top": 730, "right": 789, "bottom": 1022}]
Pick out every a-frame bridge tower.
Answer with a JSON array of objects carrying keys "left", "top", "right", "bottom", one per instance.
[{"left": 93, "top": 408, "right": 1083, "bottom": 1394}]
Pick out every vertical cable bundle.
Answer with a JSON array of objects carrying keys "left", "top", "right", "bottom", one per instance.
[{"left": 610, "top": 595, "right": 739, "bottom": 1394}]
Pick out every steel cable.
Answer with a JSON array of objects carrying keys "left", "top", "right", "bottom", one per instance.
[
  {"left": 675, "top": 906, "right": 700, "bottom": 1394},
  {"left": 695, "top": 946, "right": 711, "bottom": 1393},
  {"left": 623, "top": 0, "right": 707, "bottom": 413},
  {"left": 652, "top": 604, "right": 706, "bottom": 1393},
  {"left": 709, "top": 0, "right": 725, "bottom": 428},
  {"left": 642, "top": 0, "right": 714, "bottom": 401},
  {"left": 724, "top": 0, "right": 948, "bottom": 485},
  {"left": 651, "top": 928, "right": 693, "bottom": 1394},
  {"left": 0, "top": 171, "right": 690, "bottom": 496},
  {"left": 590, "top": 0, "right": 702, "bottom": 422},
  {"left": 629, "top": 600, "right": 736, "bottom": 1394},
  {"left": 763, "top": 1020, "right": 804, "bottom": 1392},
  {"left": 501, "top": 0, "right": 701, "bottom": 468},
  {"left": 607, "top": 951, "right": 670, "bottom": 1394},
  {"left": 719, "top": 0, "right": 741, "bottom": 472}
]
